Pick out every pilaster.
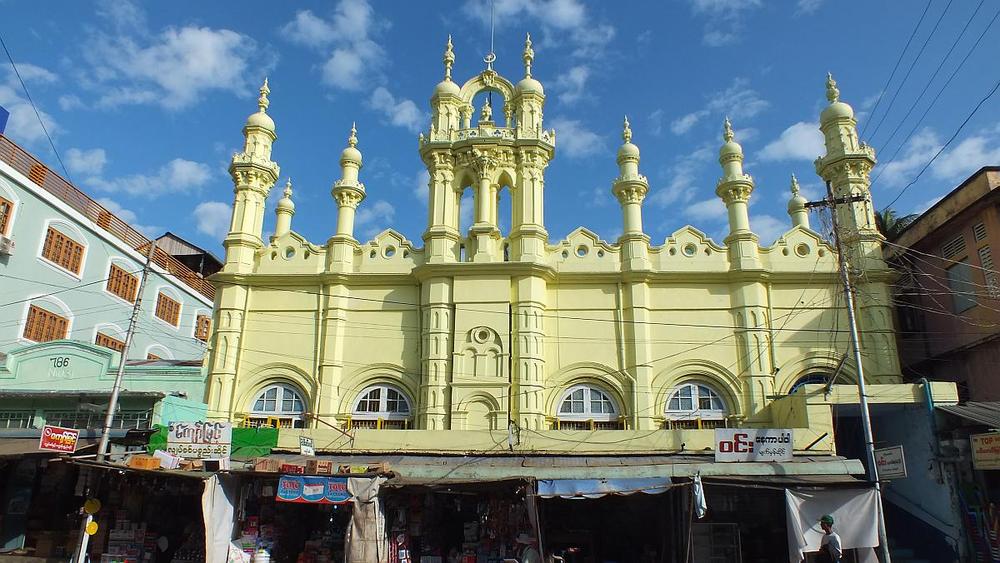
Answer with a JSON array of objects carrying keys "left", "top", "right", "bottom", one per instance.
[
  {"left": 420, "top": 278, "right": 453, "bottom": 429},
  {"left": 512, "top": 275, "right": 547, "bottom": 430}
]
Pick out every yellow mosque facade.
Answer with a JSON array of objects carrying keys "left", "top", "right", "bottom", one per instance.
[{"left": 203, "top": 37, "right": 955, "bottom": 455}]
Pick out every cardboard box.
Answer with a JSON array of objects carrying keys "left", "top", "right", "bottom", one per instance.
[
  {"left": 127, "top": 455, "right": 161, "bottom": 470},
  {"left": 153, "top": 450, "right": 181, "bottom": 469},
  {"left": 279, "top": 462, "right": 305, "bottom": 474},
  {"left": 253, "top": 457, "right": 281, "bottom": 473},
  {"left": 306, "top": 459, "right": 335, "bottom": 475},
  {"left": 202, "top": 458, "right": 231, "bottom": 471}
]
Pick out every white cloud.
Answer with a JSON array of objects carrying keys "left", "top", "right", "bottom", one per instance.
[
  {"left": 672, "top": 78, "right": 768, "bottom": 136},
  {"left": 356, "top": 199, "right": 396, "bottom": 239},
  {"left": 689, "top": 0, "right": 762, "bottom": 47},
  {"left": 931, "top": 135, "right": 1000, "bottom": 182},
  {"left": 58, "top": 95, "right": 84, "bottom": 111},
  {"left": 912, "top": 195, "right": 943, "bottom": 215},
  {"left": 193, "top": 201, "right": 231, "bottom": 239},
  {"left": 751, "top": 214, "right": 788, "bottom": 245},
  {"left": 97, "top": 197, "right": 161, "bottom": 237},
  {"left": 685, "top": 197, "right": 726, "bottom": 222},
  {"left": 413, "top": 169, "right": 430, "bottom": 203},
  {"left": 876, "top": 129, "right": 940, "bottom": 187},
  {"left": 369, "top": 87, "right": 425, "bottom": 133},
  {"left": 549, "top": 117, "right": 605, "bottom": 158},
  {"left": 0, "top": 64, "right": 59, "bottom": 145},
  {"left": 759, "top": 122, "right": 825, "bottom": 162},
  {"left": 649, "top": 145, "right": 714, "bottom": 208},
  {"left": 582, "top": 186, "right": 612, "bottom": 208},
  {"left": 66, "top": 148, "right": 107, "bottom": 176},
  {"left": 85, "top": 23, "right": 269, "bottom": 110},
  {"left": 649, "top": 109, "right": 665, "bottom": 136},
  {"left": 795, "top": 0, "right": 823, "bottom": 15},
  {"left": 554, "top": 65, "right": 590, "bottom": 104},
  {"left": 671, "top": 111, "right": 708, "bottom": 135},
  {"left": 89, "top": 158, "right": 212, "bottom": 197},
  {"left": 282, "top": 2, "right": 386, "bottom": 92}
]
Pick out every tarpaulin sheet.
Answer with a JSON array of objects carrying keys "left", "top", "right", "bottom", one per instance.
[
  {"left": 785, "top": 488, "right": 879, "bottom": 563},
  {"left": 203, "top": 474, "right": 237, "bottom": 563},
  {"left": 537, "top": 477, "right": 673, "bottom": 499}
]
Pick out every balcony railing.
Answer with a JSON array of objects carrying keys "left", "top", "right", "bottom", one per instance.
[{"left": 0, "top": 135, "right": 215, "bottom": 300}]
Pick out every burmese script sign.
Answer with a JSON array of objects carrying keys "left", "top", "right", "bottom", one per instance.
[
  {"left": 38, "top": 424, "right": 80, "bottom": 453},
  {"left": 166, "top": 421, "right": 232, "bottom": 459},
  {"left": 971, "top": 432, "right": 1000, "bottom": 470},
  {"left": 874, "top": 445, "right": 907, "bottom": 479},
  {"left": 715, "top": 428, "right": 793, "bottom": 462}
]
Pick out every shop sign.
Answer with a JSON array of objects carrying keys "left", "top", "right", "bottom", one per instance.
[
  {"left": 874, "top": 445, "right": 907, "bottom": 479},
  {"left": 714, "top": 428, "right": 793, "bottom": 462},
  {"left": 299, "top": 436, "right": 315, "bottom": 456},
  {"left": 276, "top": 475, "right": 351, "bottom": 504},
  {"left": 166, "top": 421, "right": 232, "bottom": 459},
  {"left": 971, "top": 432, "right": 1000, "bottom": 470},
  {"left": 38, "top": 424, "right": 80, "bottom": 453}
]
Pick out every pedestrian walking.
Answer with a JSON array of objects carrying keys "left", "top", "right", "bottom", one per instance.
[{"left": 817, "top": 514, "right": 842, "bottom": 563}]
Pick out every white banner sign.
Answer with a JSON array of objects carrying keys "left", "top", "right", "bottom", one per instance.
[
  {"left": 714, "top": 428, "right": 793, "bottom": 462},
  {"left": 300, "top": 436, "right": 315, "bottom": 457},
  {"left": 166, "top": 421, "right": 232, "bottom": 459},
  {"left": 971, "top": 432, "right": 1000, "bottom": 470},
  {"left": 874, "top": 445, "right": 907, "bottom": 479}
]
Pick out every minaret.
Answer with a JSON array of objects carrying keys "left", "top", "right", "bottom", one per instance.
[
  {"left": 208, "top": 78, "right": 280, "bottom": 420},
  {"left": 612, "top": 116, "right": 650, "bottom": 270},
  {"left": 814, "top": 73, "right": 898, "bottom": 382},
  {"left": 815, "top": 73, "right": 880, "bottom": 265},
  {"left": 223, "top": 78, "right": 280, "bottom": 273},
  {"left": 716, "top": 118, "right": 755, "bottom": 241},
  {"left": 331, "top": 123, "right": 366, "bottom": 239},
  {"left": 787, "top": 174, "right": 810, "bottom": 229},
  {"left": 274, "top": 179, "right": 294, "bottom": 238}
]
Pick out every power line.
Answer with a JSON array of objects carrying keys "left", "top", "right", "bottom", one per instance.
[
  {"left": 877, "top": 0, "right": 986, "bottom": 153},
  {"left": 883, "top": 75, "right": 1000, "bottom": 209},
  {"left": 860, "top": 0, "right": 934, "bottom": 140},
  {"left": 868, "top": 0, "right": 955, "bottom": 144},
  {"left": 871, "top": 4, "right": 1000, "bottom": 189},
  {"left": 0, "top": 32, "right": 72, "bottom": 181}
]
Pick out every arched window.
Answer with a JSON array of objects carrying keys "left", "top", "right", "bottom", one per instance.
[
  {"left": 789, "top": 373, "right": 829, "bottom": 395},
  {"left": 665, "top": 382, "right": 728, "bottom": 430},
  {"left": 555, "top": 385, "right": 623, "bottom": 430},
  {"left": 247, "top": 383, "right": 306, "bottom": 429},
  {"left": 351, "top": 385, "right": 412, "bottom": 430}
]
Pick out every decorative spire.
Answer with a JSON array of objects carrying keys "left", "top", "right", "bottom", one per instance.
[
  {"left": 443, "top": 35, "right": 455, "bottom": 81},
  {"left": 523, "top": 33, "right": 535, "bottom": 78},
  {"left": 348, "top": 122, "right": 358, "bottom": 148},
  {"left": 723, "top": 117, "right": 734, "bottom": 142},
  {"left": 790, "top": 173, "right": 800, "bottom": 196},
  {"left": 282, "top": 178, "right": 293, "bottom": 199},
  {"left": 622, "top": 115, "right": 632, "bottom": 143},
  {"left": 826, "top": 72, "right": 840, "bottom": 103},
  {"left": 257, "top": 77, "right": 270, "bottom": 113}
]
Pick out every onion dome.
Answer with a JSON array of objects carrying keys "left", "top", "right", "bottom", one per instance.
[
  {"left": 246, "top": 78, "right": 275, "bottom": 132},
  {"left": 341, "top": 123, "right": 362, "bottom": 166},
  {"left": 820, "top": 73, "right": 854, "bottom": 123},
  {"left": 719, "top": 117, "right": 742, "bottom": 158},
  {"left": 617, "top": 115, "right": 640, "bottom": 161}
]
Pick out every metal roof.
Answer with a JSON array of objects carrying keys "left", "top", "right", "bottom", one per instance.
[{"left": 937, "top": 402, "right": 1000, "bottom": 429}]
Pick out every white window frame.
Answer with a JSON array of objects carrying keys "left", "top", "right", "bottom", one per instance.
[
  {"left": 0, "top": 180, "right": 19, "bottom": 236},
  {"left": 352, "top": 384, "right": 412, "bottom": 421},
  {"left": 35, "top": 219, "right": 88, "bottom": 281},
  {"left": 102, "top": 256, "right": 141, "bottom": 305},
  {"left": 249, "top": 383, "right": 307, "bottom": 427},
  {"left": 18, "top": 295, "right": 74, "bottom": 345},
  {"left": 151, "top": 285, "right": 183, "bottom": 330},
  {"left": 665, "top": 382, "right": 727, "bottom": 421},
  {"left": 556, "top": 384, "right": 619, "bottom": 422}
]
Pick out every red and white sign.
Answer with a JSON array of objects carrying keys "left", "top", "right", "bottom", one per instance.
[
  {"left": 715, "top": 428, "right": 793, "bottom": 462},
  {"left": 38, "top": 424, "right": 80, "bottom": 453}
]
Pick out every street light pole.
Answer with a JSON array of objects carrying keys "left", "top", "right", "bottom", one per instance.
[
  {"left": 72, "top": 239, "right": 158, "bottom": 563},
  {"left": 819, "top": 180, "right": 892, "bottom": 563}
]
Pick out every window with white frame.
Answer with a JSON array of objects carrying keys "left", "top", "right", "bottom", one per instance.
[
  {"left": 351, "top": 385, "right": 412, "bottom": 429},
  {"left": 788, "top": 373, "right": 829, "bottom": 395},
  {"left": 665, "top": 382, "right": 728, "bottom": 429},
  {"left": 247, "top": 383, "right": 306, "bottom": 429},
  {"left": 556, "top": 384, "right": 623, "bottom": 430}
]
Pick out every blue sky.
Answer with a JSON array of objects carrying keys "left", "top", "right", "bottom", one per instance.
[{"left": 2, "top": 0, "right": 999, "bottom": 253}]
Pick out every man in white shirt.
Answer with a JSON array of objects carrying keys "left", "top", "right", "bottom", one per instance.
[{"left": 818, "top": 514, "right": 843, "bottom": 563}]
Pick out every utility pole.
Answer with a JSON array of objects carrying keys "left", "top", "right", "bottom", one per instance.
[
  {"left": 807, "top": 182, "right": 891, "bottom": 563},
  {"left": 73, "top": 239, "right": 158, "bottom": 563}
]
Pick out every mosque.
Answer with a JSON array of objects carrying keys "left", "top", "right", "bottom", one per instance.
[{"left": 202, "top": 35, "right": 952, "bottom": 457}]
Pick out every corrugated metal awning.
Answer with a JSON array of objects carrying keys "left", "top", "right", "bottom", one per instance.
[
  {"left": 249, "top": 453, "right": 865, "bottom": 484},
  {"left": 937, "top": 402, "right": 1000, "bottom": 429}
]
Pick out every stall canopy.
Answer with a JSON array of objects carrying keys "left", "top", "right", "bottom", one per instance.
[
  {"left": 537, "top": 477, "right": 673, "bottom": 499},
  {"left": 937, "top": 402, "right": 1000, "bottom": 429}
]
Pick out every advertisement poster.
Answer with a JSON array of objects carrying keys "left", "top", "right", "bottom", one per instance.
[
  {"left": 971, "top": 432, "right": 1000, "bottom": 470},
  {"left": 714, "top": 428, "right": 794, "bottom": 462},
  {"left": 38, "top": 424, "right": 80, "bottom": 453},
  {"left": 874, "top": 445, "right": 907, "bottom": 479},
  {"left": 166, "top": 421, "right": 232, "bottom": 459},
  {"left": 276, "top": 476, "right": 351, "bottom": 504}
]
